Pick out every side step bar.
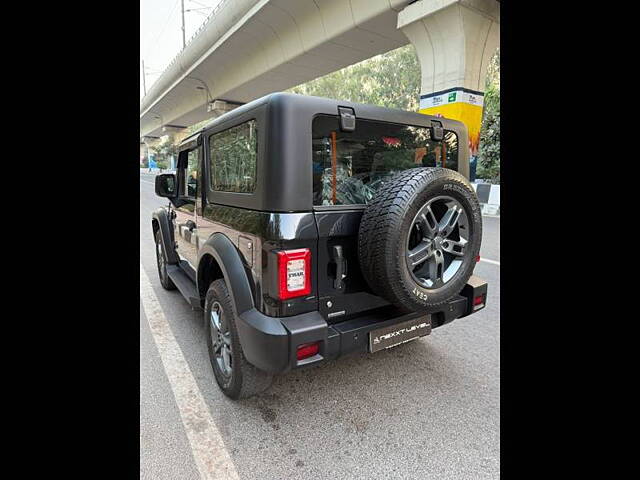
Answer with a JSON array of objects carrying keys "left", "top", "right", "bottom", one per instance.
[{"left": 166, "top": 265, "right": 202, "bottom": 310}]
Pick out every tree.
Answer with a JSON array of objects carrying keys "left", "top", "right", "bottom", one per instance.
[
  {"left": 153, "top": 136, "right": 177, "bottom": 169},
  {"left": 476, "top": 49, "right": 500, "bottom": 183},
  {"left": 288, "top": 44, "right": 420, "bottom": 111}
]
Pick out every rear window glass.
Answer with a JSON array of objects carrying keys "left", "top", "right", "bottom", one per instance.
[{"left": 312, "top": 115, "right": 459, "bottom": 206}]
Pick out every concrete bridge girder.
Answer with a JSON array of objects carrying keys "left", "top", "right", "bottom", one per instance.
[{"left": 140, "top": 0, "right": 413, "bottom": 139}]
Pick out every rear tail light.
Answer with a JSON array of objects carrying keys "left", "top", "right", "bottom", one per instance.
[
  {"left": 277, "top": 248, "right": 311, "bottom": 300},
  {"left": 473, "top": 294, "right": 485, "bottom": 310},
  {"left": 297, "top": 342, "right": 319, "bottom": 360}
]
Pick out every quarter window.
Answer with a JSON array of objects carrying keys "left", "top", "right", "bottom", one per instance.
[{"left": 209, "top": 120, "right": 257, "bottom": 193}]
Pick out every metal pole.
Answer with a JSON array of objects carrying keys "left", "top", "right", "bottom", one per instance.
[
  {"left": 181, "top": 0, "right": 186, "bottom": 49},
  {"left": 142, "top": 60, "right": 147, "bottom": 96}
]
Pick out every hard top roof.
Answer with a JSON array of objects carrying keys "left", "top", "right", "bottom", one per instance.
[{"left": 179, "top": 92, "right": 465, "bottom": 148}]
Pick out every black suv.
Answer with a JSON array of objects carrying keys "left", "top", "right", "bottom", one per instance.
[{"left": 152, "top": 93, "right": 488, "bottom": 399}]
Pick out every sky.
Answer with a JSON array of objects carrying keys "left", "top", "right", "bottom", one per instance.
[{"left": 140, "top": 0, "right": 224, "bottom": 100}]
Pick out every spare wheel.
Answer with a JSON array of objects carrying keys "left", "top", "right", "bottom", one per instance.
[{"left": 358, "top": 167, "right": 482, "bottom": 312}]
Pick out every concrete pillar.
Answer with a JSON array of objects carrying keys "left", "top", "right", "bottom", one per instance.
[
  {"left": 398, "top": 0, "right": 499, "bottom": 173},
  {"left": 142, "top": 136, "right": 162, "bottom": 170},
  {"left": 161, "top": 127, "right": 190, "bottom": 171},
  {"left": 140, "top": 142, "right": 147, "bottom": 166}
]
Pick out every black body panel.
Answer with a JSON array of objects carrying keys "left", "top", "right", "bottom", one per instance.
[{"left": 199, "top": 204, "right": 319, "bottom": 318}]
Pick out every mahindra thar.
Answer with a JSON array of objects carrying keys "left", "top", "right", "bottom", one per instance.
[{"left": 152, "top": 92, "right": 488, "bottom": 399}]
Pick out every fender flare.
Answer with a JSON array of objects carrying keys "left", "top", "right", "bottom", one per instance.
[
  {"left": 152, "top": 208, "right": 179, "bottom": 265},
  {"left": 197, "top": 233, "right": 255, "bottom": 316},
  {"left": 198, "top": 233, "right": 290, "bottom": 373}
]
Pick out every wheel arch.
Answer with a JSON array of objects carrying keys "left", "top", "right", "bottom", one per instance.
[
  {"left": 197, "top": 233, "right": 255, "bottom": 315},
  {"left": 151, "top": 207, "right": 179, "bottom": 265},
  {"left": 197, "top": 253, "right": 224, "bottom": 307}
]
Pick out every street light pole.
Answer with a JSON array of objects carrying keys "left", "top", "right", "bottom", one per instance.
[
  {"left": 181, "top": 0, "right": 186, "bottom": 49},
  {"left": 142, "top": 59, "right": 147, "bottom": 96}
]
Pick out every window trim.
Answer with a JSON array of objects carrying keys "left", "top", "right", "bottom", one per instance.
[
  {"left": 184, "top": 147, "right": 200, "bottom": 199},
  {"left": 175, "top": 145, "right": 202, "bottom": 202},
  {"left": 208, "top": 118, "right": 258, "bottom": 195}
]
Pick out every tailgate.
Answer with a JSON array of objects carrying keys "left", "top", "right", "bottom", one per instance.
[{"left": 313, "top": 208, "right": 390, "bottom": 323}]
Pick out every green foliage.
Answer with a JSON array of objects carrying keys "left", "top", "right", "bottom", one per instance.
[
  {"left": 477, "top": 49, "right": 500, "bottom": 183},
  {"left": 288, "top": 44, "right": 420, "bottom": 111},
  {"left": 153, "top": 136, "right": 177, "bottom": 170}
]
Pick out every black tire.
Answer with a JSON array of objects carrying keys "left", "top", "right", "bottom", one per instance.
[
  {"left": 155, "top": 230, "right": 176, "bottom": 290},
  {"left": 358, "top": 167, "right": 482, "bottom": 312},
  {"left": 204, "top": 279, "right": 273, "bottom": 400}
]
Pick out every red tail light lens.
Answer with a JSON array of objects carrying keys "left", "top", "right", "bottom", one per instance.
[
  {"left": 297, "top": 342, "right": 319, "bottom": 360},
  {"left": 473, "top": 294, "right": 485, "bottom": 309},
  {"left": 277, "top": 248, "right": 311, "bottom": 300}
]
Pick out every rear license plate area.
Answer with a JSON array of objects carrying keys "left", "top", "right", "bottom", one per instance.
[{"left": 369, "top": 315, "right": 431, "bottom": 353}]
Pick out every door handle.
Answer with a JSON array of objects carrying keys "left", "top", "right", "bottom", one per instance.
[{"left": 332, "top": 245, "right": 346, "bottom": 290}]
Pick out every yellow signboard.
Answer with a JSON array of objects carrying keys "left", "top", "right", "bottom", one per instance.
[{"left": 419, "top": 88, "right": 484, "bottom": 155}]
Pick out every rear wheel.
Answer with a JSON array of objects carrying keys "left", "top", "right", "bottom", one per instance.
[
  {"left": 155, "top": 230, "right": 176, "bottom": 290},
  {"left": 205, "top": 279, "right": 273, "bottom": 399}
]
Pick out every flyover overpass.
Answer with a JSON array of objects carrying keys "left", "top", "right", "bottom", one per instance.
[{"left": 140, "top": 0, "right": 499, "bottom": 154}]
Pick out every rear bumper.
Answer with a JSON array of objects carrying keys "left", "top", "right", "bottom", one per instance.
[{"left": 236, "top": 275, "right": 488, "bottom": 375}]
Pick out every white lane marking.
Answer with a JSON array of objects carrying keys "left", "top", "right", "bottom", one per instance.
[
  {"left": 479, "top": 257, "right": 500, "bottom": 266},
  {"left": 140, "top": 265, "right": 239, "bottom": 480}
]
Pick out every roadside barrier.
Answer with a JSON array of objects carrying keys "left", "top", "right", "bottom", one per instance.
[{"left": 471, "top": 183, "right": 500, "bottom": 216}]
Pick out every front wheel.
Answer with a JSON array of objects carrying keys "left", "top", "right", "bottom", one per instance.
[
  {"left": 155, "top": 230, "right": 176, "bottom": 290},
  {"left": 205, "top": 279, "right": 273, "bottom": 399}
]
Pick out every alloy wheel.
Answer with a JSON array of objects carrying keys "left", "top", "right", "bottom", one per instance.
[
  {"left": 405, "top": 195, "right": 469, "bottom": 289},
  {"left": 209, "top": 301, "right": 233, "bottom": 377}
]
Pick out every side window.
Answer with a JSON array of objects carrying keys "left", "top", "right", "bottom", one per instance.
[
  {"left": 185, "top": 148, "right": 199, "bottom": 198},
  {"left": 209, "top": 120, "right": 257, "bottom": 193}
]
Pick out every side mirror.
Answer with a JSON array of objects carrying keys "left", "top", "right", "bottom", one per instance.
[{"left": 155, "top": 173, "right": 177, "bottom": 198}]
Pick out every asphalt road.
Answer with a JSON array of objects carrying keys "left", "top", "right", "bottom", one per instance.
[{"left": 140, "top": 172, "right": 500, "bottom": 479}]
